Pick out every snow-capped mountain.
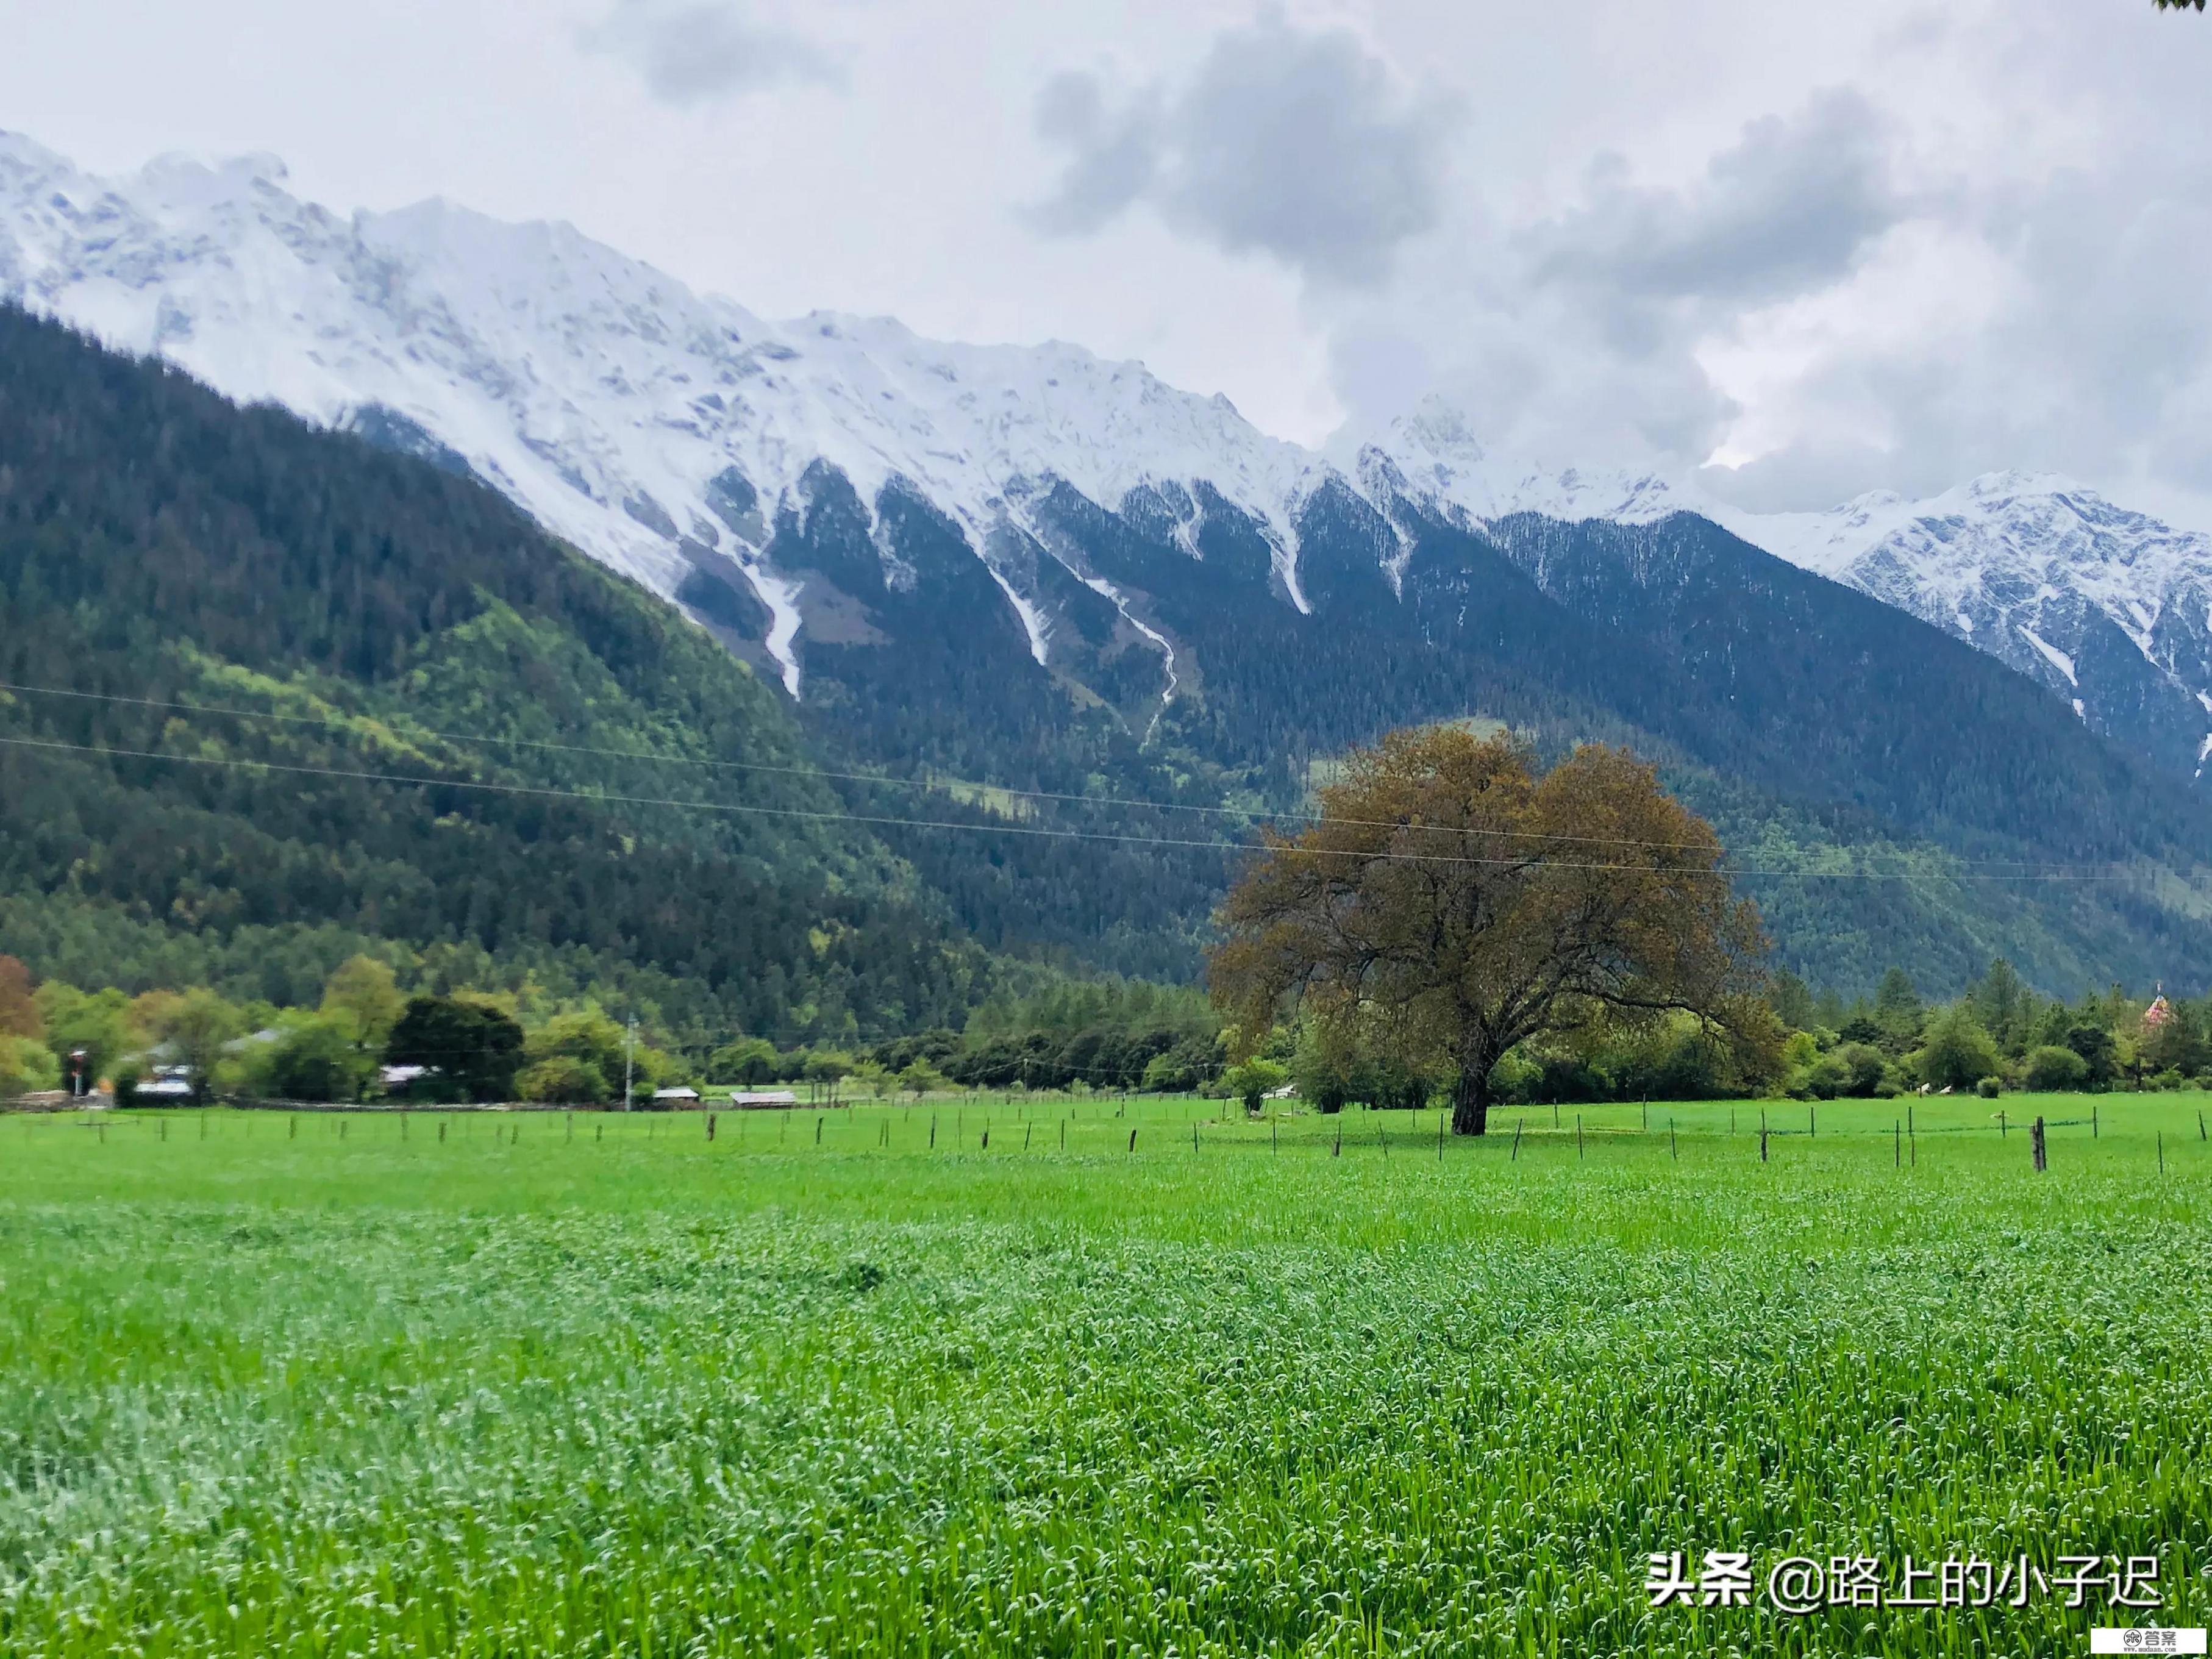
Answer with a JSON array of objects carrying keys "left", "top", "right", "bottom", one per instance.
[
  {"left": 0, "top": 132, "right": 1669, "bottom": 702},
  {"left": 5, "top": 131, "right": 2208, "bottom": 786},
  {"left": 1717, "top": 476, "right": 2212, "bottom": 778}
]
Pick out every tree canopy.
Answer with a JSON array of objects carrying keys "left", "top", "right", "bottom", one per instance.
[{"left": 1208, "top": 726, "right": 1769, "bottom": 1134}]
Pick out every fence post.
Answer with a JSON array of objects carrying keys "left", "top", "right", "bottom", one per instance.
[
  {"left": 1192, "top": 1121, "right": 1198, "bottom": 1154},
  {"left": 1128, "top": 1127, "right": 1137, "bottom": 1154},
  {"left": 1760, "top": 1126, "right": 1769, "bottom": 1163},
  {"left": 1577, "top": 1114, "right": 1584, "bottom": 1159},
  {"left": 1670, "top": 1119, "right": 1677, "bottom": 1160},
  {"left": 707, "top": 1112, "right": 716, "bottom": 1142},
  {"left": 1334, "top": 1124, "right": 1342, "bottom": 1158},
  {"left": 2158, "top": 1130, "right": 2164, "bottom": 1176},
  {"left": 2000, "top": 1110, "right": 2007, "bottom": 1139},
  {"left": 1894, "top": 1121, "right": 1900, "bottom": 1167},
  {"left": 2093, "top": 1103, "right": 2099, "bottom": 1140},
  {"left": 2032, "top": 1115, "right": 2047, "bottom": 1172},
  {"left": 1511, "top": 1119, "right": 1524, "bottom": 1161}
]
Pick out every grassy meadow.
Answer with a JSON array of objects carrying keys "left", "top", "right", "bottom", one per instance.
[{"left": 4, "top": 1092, "right": 2211, "bottom": 1655}]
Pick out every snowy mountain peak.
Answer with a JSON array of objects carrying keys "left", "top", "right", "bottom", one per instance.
[
  {"left": 7, "top": 130, "right": 2211, "bottom": 783},
  {"left": 1714, "top": 471, "right": 2212, "bottom": 777},
  {"left": 9, "top": 133, "right": 1640, "bottom": 694}
]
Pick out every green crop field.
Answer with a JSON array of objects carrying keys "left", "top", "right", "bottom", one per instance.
[{"left": 4, "top": 1094, "right": 2210, "bottom": 1656}]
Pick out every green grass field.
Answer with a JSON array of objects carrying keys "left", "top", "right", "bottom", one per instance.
[{"left": 4, "top": 1093, "right": 2210, "bottom": 1656}]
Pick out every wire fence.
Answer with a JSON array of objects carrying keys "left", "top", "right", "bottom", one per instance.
[{"left": 11, "top": 1091, "right": 2208, "bottom": 1177}]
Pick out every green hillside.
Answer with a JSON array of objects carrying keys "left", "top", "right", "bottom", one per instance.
[{"left": 0, "top": 307, "right": 1002, "bottom": 1044}]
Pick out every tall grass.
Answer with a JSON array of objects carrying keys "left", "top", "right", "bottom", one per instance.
[{"left": 2, "top": 1096, "right": 2207, "bottom": 1654}]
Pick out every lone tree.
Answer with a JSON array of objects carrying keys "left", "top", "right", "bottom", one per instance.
[{"left": 1209, "top": 726, "right": 1768, "bottom": 1135}]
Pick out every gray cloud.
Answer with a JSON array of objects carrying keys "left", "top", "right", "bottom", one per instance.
[
  {"left": 1028, "top": 13, "right": 1455, "bottom": 286},
  {"left": 1532, "top": 91, "right": 1905, "bottom": 310},
  {"left": 1024, "top": 71, "right": 1159, "bottom": 235},
  {"left": 1693, "top": 125, "right": 2212, "bottom": 511},
  {"left": 1320, "top": 6, "right": 2212, "bottom": 524},
  {"left": 1325, "top": 90, "right": 1907, "bottom": 476},
  {"left": 581, "top": 1, "right": 842, "bottom": 105}
]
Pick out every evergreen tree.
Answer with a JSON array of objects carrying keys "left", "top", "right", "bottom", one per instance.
[
  {"left": 387, "top": 996, "right": 524, "bottom": 1102},
  {"left": 1873, "top": 968, "right": 1924, "bottom": 1047}
]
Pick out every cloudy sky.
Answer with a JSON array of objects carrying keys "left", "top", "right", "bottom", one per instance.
[{"left": 5, "top": 0, "right": 2210, "bottom": 520}]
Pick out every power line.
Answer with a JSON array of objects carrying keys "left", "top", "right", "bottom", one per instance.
[
  {"left": 0, "top": 678, "right": 2142, "bottom": 869},
  {"left": 0, "top": 729, "right": 2157, "bottom": 883}
]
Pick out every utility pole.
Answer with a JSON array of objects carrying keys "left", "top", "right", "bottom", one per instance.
[{"left": 623, "top": 1016, "right": 637, "bottom": 1112}]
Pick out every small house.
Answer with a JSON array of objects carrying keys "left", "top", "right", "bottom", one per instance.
[
  {"left": 651, "top": 1086, "right": 702, "bottom": 1107},
  {"left": 728, "top": 1089, "right": 797, "bottom": 1109},
  {"left": 138, "top": 1067, "right": 194, "bottom": 1101}
]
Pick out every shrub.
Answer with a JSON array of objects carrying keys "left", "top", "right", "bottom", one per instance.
[
  {"left": 262, "top": 1016, "right": 376, "bottom": 1104},
  {"left": 1975, "top": 1076, "right": 2002, "bottom": 1099},
  {"left": 0, "top": 1033, "right": 59, "bottom": 1097},
  {"left": 1802, "top": 1054, "right": 1849, "bottom": 1100},
  {"left": 516, "top": 1055, "right": 612, "bottom": 1105},
  {"left": 2022, "top": 1045, "right": 2089, "bottom": 1093},
  {"left": 1835, "top": 1043, "right": 1889, "bottom": 1097},
  {"left": 1222, "top": 1059, "right": 1288, "bottom": 1115},
  {"left": 387, "top": 996, "right": 524, "bottom": 1102},
  {"left": 1914, "top": 1007, "right": 2000, "bottom": 1091},
  {"left": 2062, "top": 1024, "right": 2118, "bottom": 1090},
  {"left": 898, "top": 1060, "right": 952, "bottom": 1100}
]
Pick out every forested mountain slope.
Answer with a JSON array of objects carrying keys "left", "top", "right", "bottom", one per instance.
[
  {"left": 5, "top": 307, "right": 2209, "bottom": 1005},
  {"left": 749, "top": 450, "right": 2212, "bottom": 995},
  {"left": 0, "top": 306, "right": 1004, "bottom": 1041},
  {"left": 13, "top": 134, "right": 2212, "bottom": 999}
]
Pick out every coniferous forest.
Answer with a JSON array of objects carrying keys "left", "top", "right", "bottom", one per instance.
[{"left": 6, "top": 302, "right": 2212, "bottom": 1073}]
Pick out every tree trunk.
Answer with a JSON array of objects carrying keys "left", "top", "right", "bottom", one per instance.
[{"left": 1450, "top": 1060, "right": 1493, "bottom": 1136}]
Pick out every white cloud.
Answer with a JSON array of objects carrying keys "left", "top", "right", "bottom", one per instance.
[
  {"left": 8, "top": 0, "right": 2212, "bottom": 524},
  {"left": 579, "top": 1, "right": 843, "bottom": 104}
]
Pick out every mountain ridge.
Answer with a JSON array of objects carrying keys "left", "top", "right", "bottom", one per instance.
[
  {"left": 10, "top": 130, "right": 2208, "bottom": 788},
  {"left": 10, "top": 134, "right": 2212, "bottom": 997}
]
